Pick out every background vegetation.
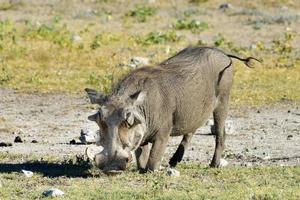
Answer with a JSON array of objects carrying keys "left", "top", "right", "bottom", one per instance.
[
  {"left": 0, "top": 0, "right": 299, "bottom": 199},
  {"left": 0, "top": 0, "right": 299, "bottom": 106}
]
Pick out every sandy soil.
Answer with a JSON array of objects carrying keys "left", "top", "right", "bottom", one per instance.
[{"left": 0, "top": 88, "right": 299, "bottom": 167}]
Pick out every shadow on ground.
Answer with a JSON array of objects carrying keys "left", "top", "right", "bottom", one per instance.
[{"left": 0, "top": 161, "right": 94, "bottom": 178}]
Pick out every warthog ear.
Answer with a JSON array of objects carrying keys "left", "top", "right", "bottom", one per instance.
[
  {"left": 129, "top": 91, "right": 146, "bottom": 106},
  {"left": 85, "top": 88, "right": 107, "bottom": 105}
]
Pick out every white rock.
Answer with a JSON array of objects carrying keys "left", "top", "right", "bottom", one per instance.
[
  {"left": 225, "top": 120, "right": 236, "bottom": 135},
  {"left": 79, "top": 128, "right": 99, "bottom": 144},
  {"left": 42, "top": 188, "right": 65, "bottom": 197},
  {"left": 242, "top": 162, "right": 253, "bottom": 167},
  {"left": 21, "top": 169, "right": 33, "bottom": 178},
  {"left": 220, "top": 159, "right": 229, "bottom": 167},
  {"left": 129, "top": 57, "right": 150, "bottom": 69},
  {"left": 210, "top": 119, "right": 236, "bottom": 135},
  {"left": 85, "top": 146, "right": 104, "bottom": 161},
  {"left": 166, "top": 168, "right": 180, "bottom": 177},
  {"left": 262, "top": 155, "right": 271, "bottom": 160},
  {"left": 71, "top": 34, "right": 82, "bottom": 42},
  {"left": 219, "top": 3, "right": 233, "bottom": 11}
]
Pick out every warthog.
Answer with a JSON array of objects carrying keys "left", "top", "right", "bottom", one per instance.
[{"left": 86, "top": 47, "right": 260, "bottom": 174}]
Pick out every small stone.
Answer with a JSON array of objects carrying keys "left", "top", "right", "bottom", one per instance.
[
  {"left": 71, "top": 34, "right": 82, "bottom": 42},
  {"left": 31, "top": 140, "right": 38, "bottom": 143},
  {"left": 166, "top": 168, "right": 180, "bottom": 177},
  {"left": 220, "top": 159, "right": 229, "bottom": 167},
  {"left": 263, "top": 155, "right": 270, "bottom": 160},
  {"left": 79, "top": 128, "right": 99, "bottom": 144},
  {"left": 21, "top": 170, "right": 33, "bottom": 178},
  {"left": 287, "top": 135, "right": 293, "bottom": 140},
  {"left": 245, "top": 162, "right": 252, "bottom": 167},
  {"left": 250, "top": 44, "right": 257, "bottom": 50},
  {"left": 0, "top": 142, "right": 12, "bottom": 147},
  {"left": 69, "top": 139, "right": 76, "bottom": 145},
  {"left": 42, "top": 188, "right": 64, "bottom": 197},
  {"left": 236, "top": 154, "right": 244, "bottom": 160},
  {"left": 210, "top": 119, "right": 236, "bottom": 135},
  {"left": 14, "top": 136, "right": 23, "bottom": 143},
  {"left": 225, "top": 120, "right": 236, "bottom": 134},
  {"left": 129, "top": 57, "right": 150, "bottom": 69},
  {"left": 219, "top": 3, "right": 233, "bottom": 11},
  {"left": 18, "top": 129, "right": 24, "bottom": 134}
]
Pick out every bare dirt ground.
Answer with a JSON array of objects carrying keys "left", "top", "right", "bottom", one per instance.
[{"left": 1, "top": 88, "right": 299, "bottom": 167}]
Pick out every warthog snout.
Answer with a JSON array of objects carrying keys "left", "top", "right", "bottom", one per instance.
[{"left": 95, "top": 151, "right": 132, "bottom": 174}]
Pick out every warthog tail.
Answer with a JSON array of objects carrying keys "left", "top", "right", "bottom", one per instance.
[{"left": 227, "top": 54, "right": 262, "bottom": 68}]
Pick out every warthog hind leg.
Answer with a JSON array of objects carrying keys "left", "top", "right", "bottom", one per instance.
[
  {"left": 169, "top": 133, "right": 193, "bottom": 168},
  {"left": 210, "top": 66, "right": 232, "bottom": 167}
]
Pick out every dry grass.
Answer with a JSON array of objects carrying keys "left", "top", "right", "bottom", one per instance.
[{"left": 0, "top": 1, "right": 299, "bottom": 106}]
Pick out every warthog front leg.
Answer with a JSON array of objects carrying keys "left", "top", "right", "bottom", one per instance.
[
  {"left": 169, "top": 133, "right": 193, "bottom": 168},
  {"left": 146, "top": 131, "right": 171, "bottom": 172},
  {"left": 135, "top": 143, "right": 150, "bottom": 172}
]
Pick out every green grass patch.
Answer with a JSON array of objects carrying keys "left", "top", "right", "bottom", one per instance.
[
  {"left": 136, "top": 31, "right": 182, "bottom": 45},
  {"left": 126, "top": 6, "right": 157, "bottom": 23},
  {"left": 232, "top": 63, "right": 300, "bottom": 106},
  {"left": 173, "top": 19, "right": 209, "bottom": 33},
  {"left": 0, "top": 161, "right": 299, "bottom": 200}
]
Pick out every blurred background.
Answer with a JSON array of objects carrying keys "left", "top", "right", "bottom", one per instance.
[
  {"left": 0, "top": 2, "right": 300, "bottom": 199},
  {"left": 0, "top": 0, "right": 299, "bottom": 106}
]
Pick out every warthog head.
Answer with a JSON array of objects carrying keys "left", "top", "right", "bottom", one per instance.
[{"left": 85, "top": 88, "right": 146, "bottom": 174}]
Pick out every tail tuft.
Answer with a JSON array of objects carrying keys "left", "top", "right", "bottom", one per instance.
[
  {"left": 242, "top": 57, "right": 262, "bottom": 68},
  {"left": 227, "top": 54, "right": 262, "bottom": 68}
]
